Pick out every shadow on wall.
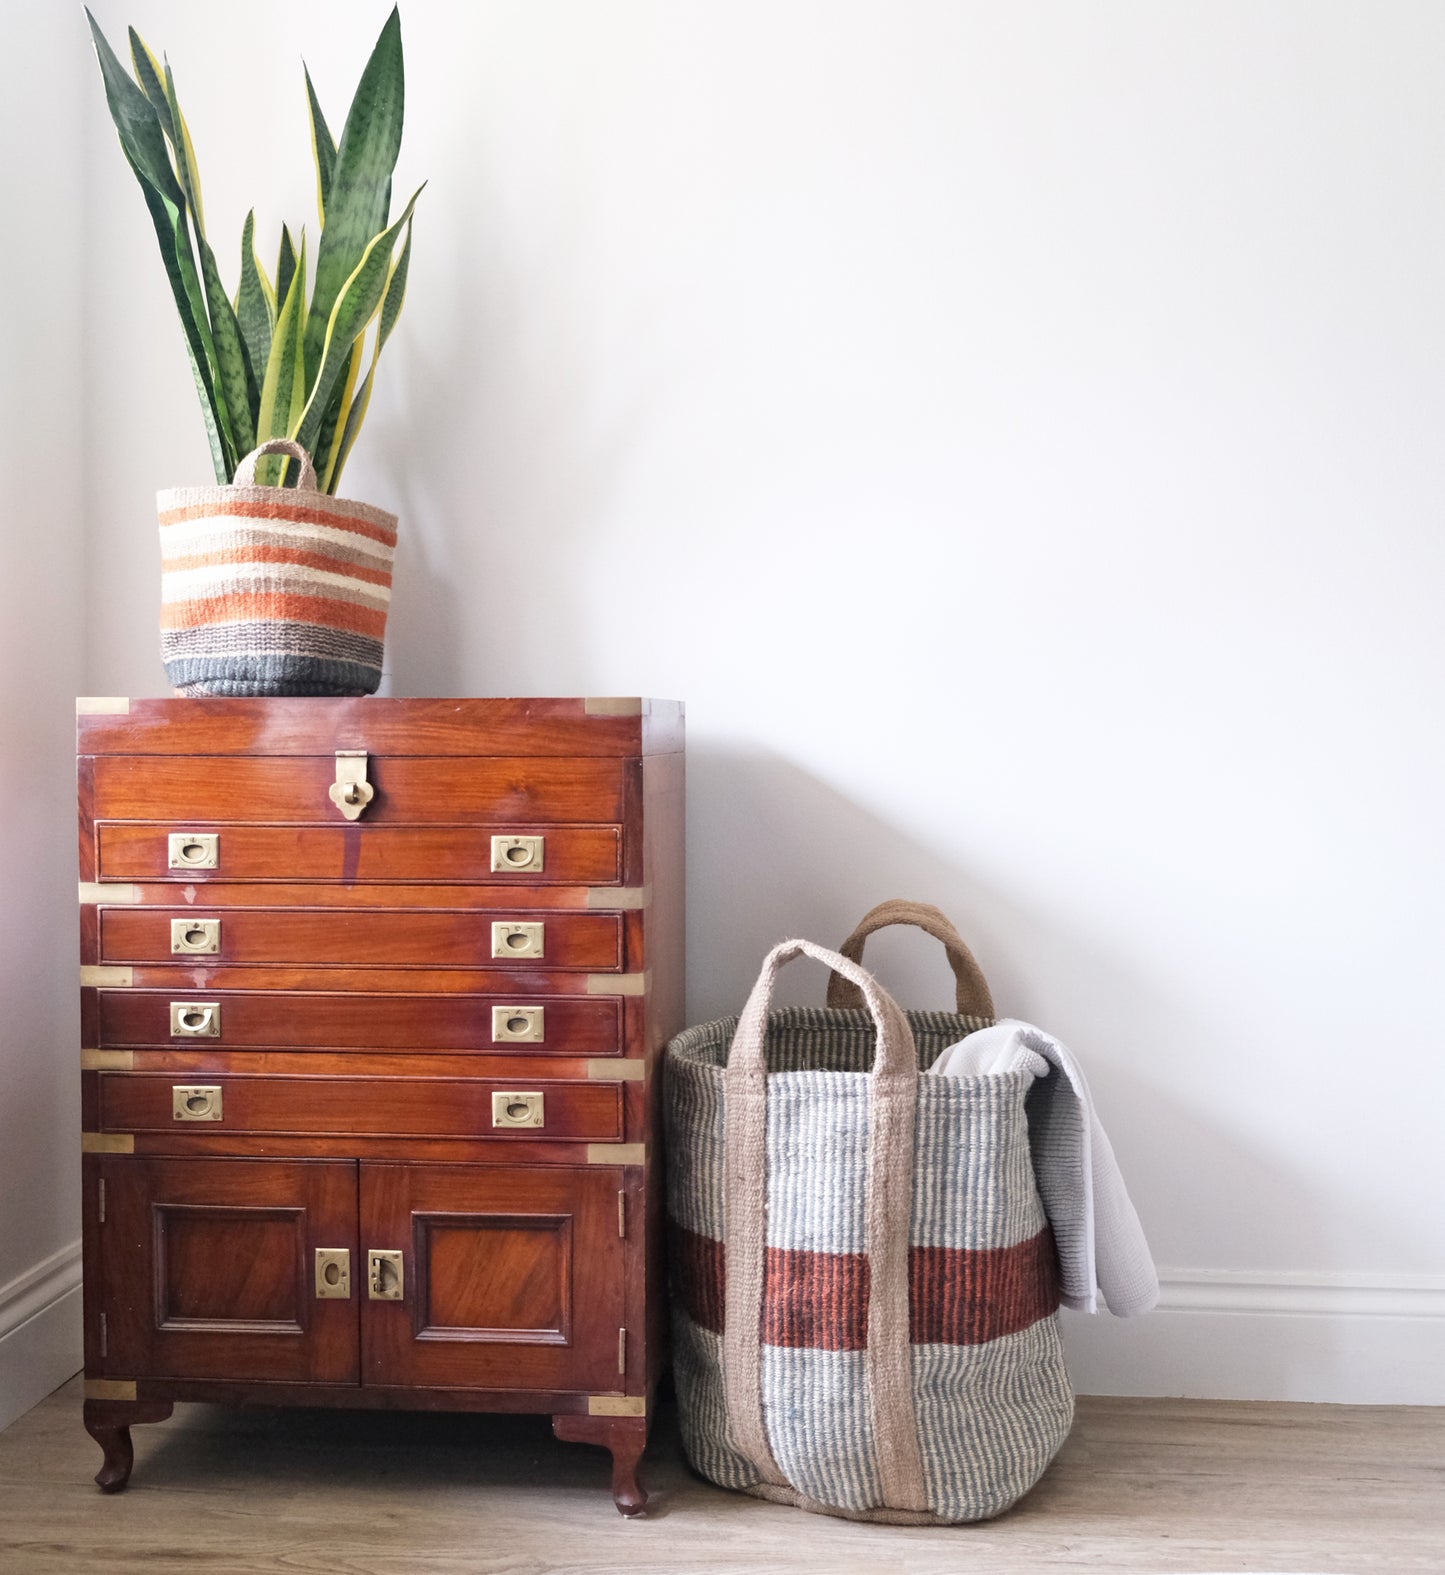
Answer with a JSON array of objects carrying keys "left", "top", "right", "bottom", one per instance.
[{"left": 686, "top": 743, "right": 1360, "bottom": 1398}]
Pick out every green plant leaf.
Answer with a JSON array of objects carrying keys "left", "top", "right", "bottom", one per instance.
[
  {"left": 294, "top": 185, "right": 422, "bottom": 456},
  {"left": 315, "top": 341, "right": 362, "bottom": 491},
  {"left": 304, "top": 64, "right": 336, "bottom": 222},
  {"left": 197, "top": 230, "right": 258, "bottom": 457},
  {"left": 86, "top": 11, "right": 185, "bottom": 212},
  {"left": 325, "top": 219, "right": 411, "bottom": 493},
  {"left": 236, "top": 210, "right": 274, "bottom": 387},
  {"left": 303, "top": 6, "right": 404, "bottom": 380},
  {"left": 127, "top": 30, "right": 177, "bottom": 148},
  {"left": 256, "top": 235, "right": 308, "bottom": 484},
  {"left": 276, "top": 225, "right": 298, "bottom": 311},
  {"left": 162, "top": 60, "right": 207, "bottom": 236}
]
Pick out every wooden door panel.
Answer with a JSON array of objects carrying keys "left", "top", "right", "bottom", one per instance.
[
  {"left": 94, "top": 822, "right": 623, "bottom": 885},
  {"left": 95, "top": 1156, "right": 358, "bottom": 1384},
  {"left": 96, "top": 990, "right": 623, "bottom": 1054},
  {"left": 89, "top": 756, "right": 627, "bottom": 824},
  {"left": 361, "top": 1164, "right": 625, "bottom": 1392},
  {"left": 98, "top": 908, "right": 624, "bottom": 970}
]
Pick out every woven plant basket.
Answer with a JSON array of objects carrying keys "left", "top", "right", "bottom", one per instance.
[
  {"left": 157, "top": 438, "right": 397, "bottom": 697},
  {"left": 664, "top": 906, "right": 1074, "bottom": 1523}
]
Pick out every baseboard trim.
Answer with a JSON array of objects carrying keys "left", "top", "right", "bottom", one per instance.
[
  {"left": 1064, "top": 1268, "right": 1445, "bottom": 1406},
  {"left": 0, "top": 1238, "right": 82, "bottom": 1343}
]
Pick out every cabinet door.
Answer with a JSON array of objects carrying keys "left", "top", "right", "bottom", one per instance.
[
  {"left": 96, "top": 1156, "right": 358, "bottom": 1384},
  {"left": 360, "top": 1164, "right": 626, "bottom": 1393}
]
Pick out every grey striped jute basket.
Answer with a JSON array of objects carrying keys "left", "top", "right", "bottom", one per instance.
[
  {"left": 665, "top": 906, "right": 1073, "bottom": 1523},
  {"left": 157, "top": 438, "right": 396, "bottom": 697}
]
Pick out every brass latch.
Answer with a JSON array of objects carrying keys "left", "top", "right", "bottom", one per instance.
[
  {"left": 172, "top": 1085, "right": 222, "bottom": 1121},
  {"left": 328, "top": 751, "right": 375, "bottom": 820},
  {"left": 170, "top": 1002, "right": 221, "bottom": 1038},
  {"left": 491, "top": 922, "right": 544, "bottom": 960},
  {"left": 367, "top": 1249, "right": 404, "bottom": 1300},
  {"left": 492, "top": 1091, "right": 545, "bottom": 1128},
  {"left": 491, "top": 835, "right": 545, "bottom": 874},
  {"left": 491, "top": 1005, "right": 544, "bottom": 1043},
  {"left": 168, "top": 832, "right": 218, "bottom": 870},
  {"left": 315, "top": 1249, "right": 351, "bottom": 1299}
]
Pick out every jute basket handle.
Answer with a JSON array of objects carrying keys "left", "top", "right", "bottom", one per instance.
[
  {"left": 721, "top": 940, "right": 927, "bottom": 1511},
  {"left": 232, "top": 438, "right": 319, "bottom": 492},
  {"left": 827, "top": 899, "right": 994, "bottom": 1018}
]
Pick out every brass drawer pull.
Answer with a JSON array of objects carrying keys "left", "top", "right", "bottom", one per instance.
[
  {"left": 491, "top": 922, "right": 544, "bottom": 960},
  {"left": 168, "top": 833, "right": 218, "bottom": 870},
  {"left": 170, "top": 1001, "right": 221, "bottom": 1037},
  {"left": 314, "top": 1249, "right": 351, "bottom": 1300},
  {"left": 492, "top": 1091, "right": 544, "bottom": 1128},
  {"left": 491, "top": 835, "right": 544, "bottom": 873},
  {"left": 170, "top": 918, "right": 220, "bottom": 955},
  {"left": 172, "top": 1084, "right": 222, "bottom": 1121},
  {"left": 492, "top": 1005, "right": 544, "bottom": 1043},
  {"left": 367, "top": 1249, "right": 404, "bottom": 1300},
  {"left": 329, "top": 751, "right": 375, "bottom": 820}
]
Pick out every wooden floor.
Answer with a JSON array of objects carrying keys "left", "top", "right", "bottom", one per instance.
[{"left": 0, "top": 1378, "right": 1440, "bottom": 1573}]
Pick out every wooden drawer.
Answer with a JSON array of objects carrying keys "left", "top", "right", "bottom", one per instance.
[
  {"left": 98, "top": 909, "right": 626, "bottom": 971},
  {"left": 96, "top": 990, "right": 624, "bottom": 1054},
  {"left": 89, "top": 756, "right": 628, "bottom": 824},
  {"left": 93, "top": 822, "right": 622, "bottom": 885},
  {"left": 97, "top": 1074, "right": 624, "bottom": 1142}
]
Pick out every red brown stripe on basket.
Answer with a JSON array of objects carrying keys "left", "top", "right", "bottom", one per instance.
[
  {"left": 763, "top": 1247, "right": 871, "bottom": 1351},
  {"left": 160, "top": 544, "right": 394, "bottom": 587},
  {"left": 159, "top": 594, "right": 388, "bottom": 639},
  {"left": 909, "top": 1229, "right": 1061, "bottom": 1346},
  {"left": 157, "top": 498, "right": 398, "bottom": 546},
  {"left": 670, "top": 1220, "right": 1059, "bottom": 1349}
]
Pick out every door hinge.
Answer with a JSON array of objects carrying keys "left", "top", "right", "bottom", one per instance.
[
  {"left": 98, "top": 1178, "right": 106, "bottom": 1224},
  {"left": 99, "top": 1313, "right": 108, "bottom": 1359},
  {"left": 618, "top": 1327, "right": 626, "bottom": 1376},
  {"left": 617, "top": 1190, "right": 626, "bottom": 1238}
]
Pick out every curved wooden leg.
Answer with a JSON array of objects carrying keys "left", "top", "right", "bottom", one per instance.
[
  {"left": 553, "top": 1412, "right": 650, "bottom": 1516},
  {"left": 83, "top": 1399, "right": 173, "bottom": 1493}
]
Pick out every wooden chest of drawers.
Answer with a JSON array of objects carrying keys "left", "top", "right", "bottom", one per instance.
[{"left": 76, "top": 697, "right": 683, "bottom": 1514}]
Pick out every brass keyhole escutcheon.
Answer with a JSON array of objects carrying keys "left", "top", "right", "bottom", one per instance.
[
  {"left": 170, "top": 918, "right": 220, "bottom": 954},
  {"left": 329, "top": 751, "right": 375, "bottom": 821},
  {"left": 491, "top": 1005, "right": 544, "bottom": 1043}
]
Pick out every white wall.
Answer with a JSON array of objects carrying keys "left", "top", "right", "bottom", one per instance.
[
  {"left": 0, "top": 3, "right": 88, "bottom": 1427},
  {"left": 74, "top": 0, "right": 1445, "bottom": 1403}
]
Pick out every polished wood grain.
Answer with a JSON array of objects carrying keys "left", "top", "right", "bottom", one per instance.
[
  {"left": 93, "top": 1156, "right": 357, "bottom": 1384},
  {"left": 98, "top": 908, "right": 627, "bottom": 970},
  {"left": 90, "top": 756, "right": 629, "bottom": 824},
  {"left": 10, "top": 1384, "right": 1439, "bottom": 1571},
  {"left": 97, "top": 1073, "right": 624, "bottom": 1142},
  {"left": 80, "top": 1398, "right": 173, "bottom": 1492},
  {"left": 552, "top": 1412, "right": 650, "bottom": 1517},
  {"left": 94, "top": 822, "right": 623, "bottom": 885},
  {"left": 95, "top": 989, "right": 624, "bottom": 1053},
  {"left": 78, "top": 696, "right": 684, "bottom": 758},
  {"left": 360, "top": 1164, "right": 627, "bottom": 1393}
]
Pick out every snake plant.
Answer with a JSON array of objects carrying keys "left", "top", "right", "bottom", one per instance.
[{"left": 86, "top": 6, "right": 421, "bottom": 491}]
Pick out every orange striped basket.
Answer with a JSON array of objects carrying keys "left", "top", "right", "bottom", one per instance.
[{"left": 157, "top": 438, "right": 397, "bottom": 696}]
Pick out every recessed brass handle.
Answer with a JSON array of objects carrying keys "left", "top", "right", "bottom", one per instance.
[
  {"left": 315, "top": 1248, "right": 351, "bottom": 1300},
  {"left": 367, "top": 1249, "right": 404, "bottom": 1300},
  {"left": 172, "top": 1084, "right": 222, "bottom": 1121},
  {"left": 491, "top": 835, "right": 544, "bottom": 874},
  {"left": 170, "top": 1001, "right": 221, "bottom": 1037},
  {"left": 491, "top": 922, "right": 544, "bottom": 960},
  {"left": 170, "top": 918, "right": 220, "bottom": 955},
  {"left": 491, "top": 1005, "right": 544, "bottom": 1043},
  {"left": 492, "top": 1090, "right": 544, "bottom": 1128},
  {"left": 328, "top": 751, "right": 375, "bottom": 821},
  {"left": 168, "top": 833, "right": 218, "bottom": 870}
]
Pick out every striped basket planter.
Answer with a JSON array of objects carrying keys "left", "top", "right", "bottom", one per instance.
[
  {"left": 157, "top": 439, "right": 396, "bottom": 697},
  {"left": 664, "top": 934, "right": 1074, "bottom": 1524}
]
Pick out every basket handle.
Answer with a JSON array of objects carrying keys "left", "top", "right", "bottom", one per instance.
[
  {"left": 721, "top": 939, "right": 926, "bottom": 1510},
  {"left": 826, "top": 899, "right": 995, "bottom": 1018},
  {"left": 232, "top": 438, "right": 319, "bottom": 492}
]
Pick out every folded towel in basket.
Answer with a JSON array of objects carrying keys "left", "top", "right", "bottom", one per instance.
[{"left": 930, "top": 1021, "right": 1158, "bottom": 1317}]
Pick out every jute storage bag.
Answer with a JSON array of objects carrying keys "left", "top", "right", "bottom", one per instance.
[
  {"left": 157, "top": 438, "right": 397, "bottom": 696},
  {"left": 665, "top": 910, "right": 1073, "bottom": 1523}
]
